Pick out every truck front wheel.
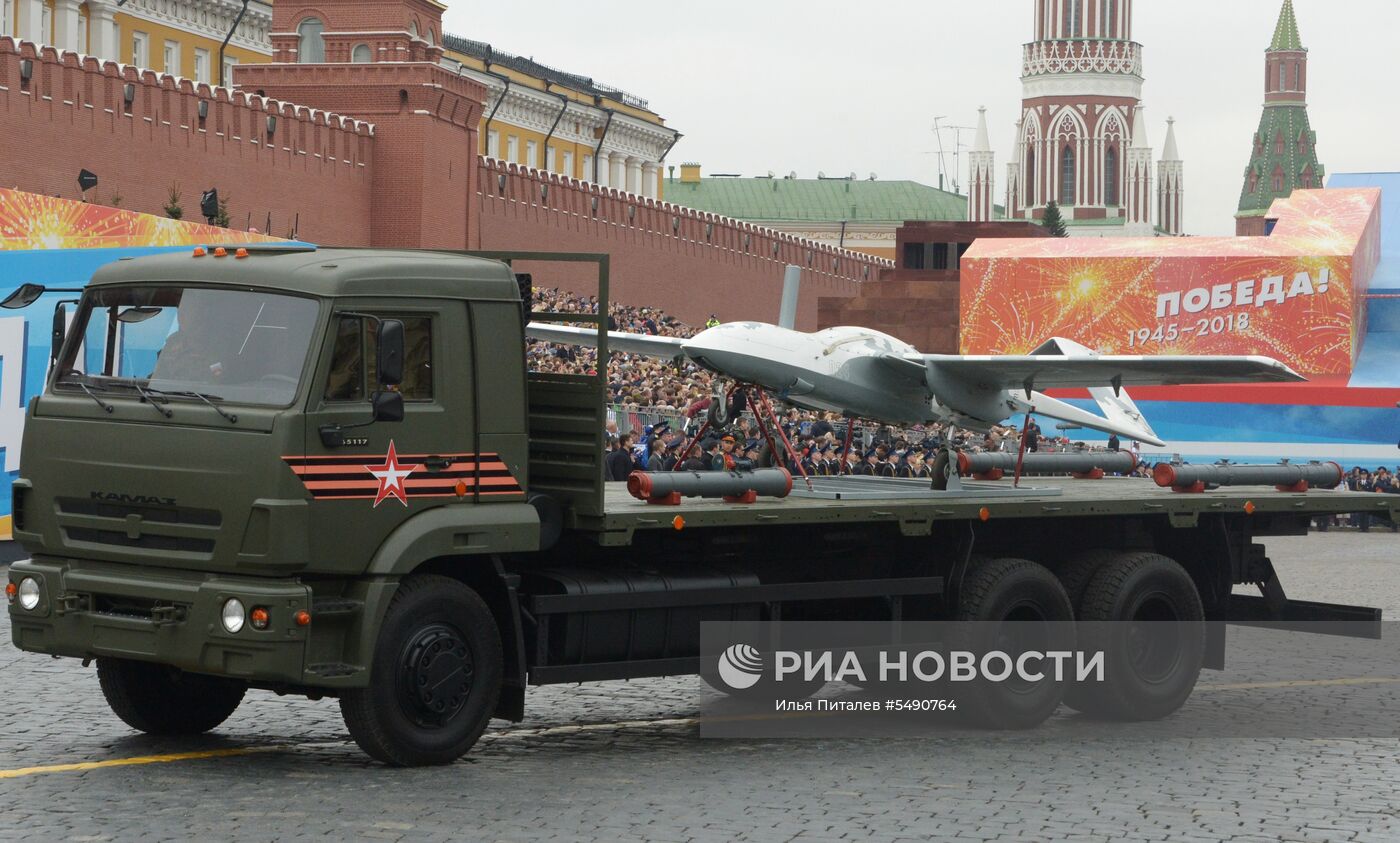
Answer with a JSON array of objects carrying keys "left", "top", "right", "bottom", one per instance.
[
  {"left": 340, "top": 574, "right": 503, "bottom": 766},
  {"left": 954, "top": 558, "right": 1075, "bottom": 729},
  {"left": 97, "top": 658, "right": 246, "bottom": 735},
  {"left": 1065, "top": 552, "right": 1204, "bottom": 720}
]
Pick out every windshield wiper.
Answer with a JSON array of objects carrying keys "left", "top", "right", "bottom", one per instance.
[
  {"left": 74, "top": 381, "right": 114, "bottom": 414},
  {"left": 156, "top": 389, "right": 238, "bottom": 424},
  {"left": 131, "top": 382, "right": 173, "bottom": 419}
]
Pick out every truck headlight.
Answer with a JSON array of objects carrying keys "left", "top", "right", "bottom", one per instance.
[
  {"left": 17, "top": 577, "right": 40, "bottom": 611},
  {"left": 221, "top": 598, "right": 245, "bottom": 633}
]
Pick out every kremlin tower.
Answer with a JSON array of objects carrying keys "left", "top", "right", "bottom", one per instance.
[
  {"left": 1235, "top": 0, "right": 1324, "bottom": 236},
  {"left": 977, "top": 0, "right": 1183, "bottom": 236}
]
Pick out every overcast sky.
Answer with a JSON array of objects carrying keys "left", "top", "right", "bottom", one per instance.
[{"left": 443, "top": 1, "right": 1393, "bottom": 236}]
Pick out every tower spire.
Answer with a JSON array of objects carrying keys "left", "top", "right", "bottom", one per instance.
[
  {"left": 972, "top": 106, "right": 991, "bottom": 153},
  {"left": 967, "top": 107, "right": 995, "bottom": 222},
  {"left": 1270, "top": 0, "right": 1305, "bottom": 51},
  {"left": 1158, "top": 117, "right": 1184, "bottom": 235}
]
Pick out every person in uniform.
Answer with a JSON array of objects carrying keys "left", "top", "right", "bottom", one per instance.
[
  {"left": 712, "top": 434, "right": 739, "bottom": 472},
  {"left": 895, "top": 450, "right": 915, "bottom": 479},
  {"left": 152, "top": 300, "right": 224, "bottom": 383}
]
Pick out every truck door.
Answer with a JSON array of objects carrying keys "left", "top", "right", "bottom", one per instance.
[{"left": 295, "top": 300, "right": 476, "bottom": 572}]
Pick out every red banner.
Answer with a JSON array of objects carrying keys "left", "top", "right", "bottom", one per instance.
[{"left": 960, "top": 189, "right": 1381, "bottom": 377}]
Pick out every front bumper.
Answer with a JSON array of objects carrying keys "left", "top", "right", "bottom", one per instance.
[{"left": 7, "top": 556, "right": 311, "bottom": 685}]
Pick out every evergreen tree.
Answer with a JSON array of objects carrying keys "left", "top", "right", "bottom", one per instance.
[{"left": 1042, "top": 201, "right": 1069, "bottom": 237}]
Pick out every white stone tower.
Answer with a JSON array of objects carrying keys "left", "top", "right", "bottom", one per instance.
[
  {"left": 967, "top": 107, "right": 996, "bottom": 222},
  {"left": 1157, "top": 117, "right": 1184, "bottom": 236}
]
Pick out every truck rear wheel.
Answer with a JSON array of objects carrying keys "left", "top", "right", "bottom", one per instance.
[
  {"left": 1065, "top": 553, "right": 1204, "bottom": 721},
  {"left": 954, "top": 558, "right": 1075, "bottom": 729},
  {"left": 96, "top": 658, "right": 246, "bottom": 735},
  {"left": 340, "top": 574, "right": 502, "bottom": 766},
  {"left": 1055, "top": 548, "right": 1119, "bottom": 613}
]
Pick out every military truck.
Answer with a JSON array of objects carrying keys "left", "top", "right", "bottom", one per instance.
[{"left": 6, "top": 247, "right": 1394, "bottom": 766}]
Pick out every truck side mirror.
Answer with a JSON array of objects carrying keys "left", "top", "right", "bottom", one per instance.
[
  {"left": 50, "top": 303, "right": 67, "bottom": 365},
  {"left": 377, "top": 319, "right": 404, "bottom": 387},
  {"left": 371, "top": 390, "right": 404, "bottom": 423},
  {"left": 2, "top": 283, "right": 46, "bottom": 309}
]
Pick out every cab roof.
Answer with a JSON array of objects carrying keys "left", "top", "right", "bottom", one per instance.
[{"left": 88, "top": 247, "right": 523, "bottom": 302}]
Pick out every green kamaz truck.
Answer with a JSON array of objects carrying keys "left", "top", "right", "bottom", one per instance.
[{"left": 6, "top": 247, "right": 1395, "bottom": 765}]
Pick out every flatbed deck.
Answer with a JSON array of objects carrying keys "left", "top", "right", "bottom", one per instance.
[{"left": 576, "top": 477, "right": 1398, "bottom": 544}]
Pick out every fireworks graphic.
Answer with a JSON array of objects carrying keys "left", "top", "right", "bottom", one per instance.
[
  {"left": 961, "top": 189, "right": 1379, "bottom": 377},
  {"left": 0, "top": 189, "right": 283, "bottom": 252}
]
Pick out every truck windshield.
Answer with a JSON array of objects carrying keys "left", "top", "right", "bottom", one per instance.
[{"left": 54, "top": 286, "right": 320, "bottom": 407}]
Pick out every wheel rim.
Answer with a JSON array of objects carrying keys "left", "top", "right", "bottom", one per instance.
[
  {"left": 997, "top": 602, "right": 1050, "bottom": 695},
  {"left": 1124, "top": 593, "right": 1182, "bottom": 683},
  {"left": 398, "top": 623, "right": 475, "bottom": 728}
]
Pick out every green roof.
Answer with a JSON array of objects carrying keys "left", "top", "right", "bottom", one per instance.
[
  {"left": 1270, "top": 0, "right": 1305, "bottom": 51},
  {"left": 1237, "top": 105, "right": 1322, "bottom": 217},
  {"left": 664, "top": 177, "right": 968, "bottom": 224}
]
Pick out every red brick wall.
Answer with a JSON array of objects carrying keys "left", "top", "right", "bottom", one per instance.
[
  {"left": 476, "top": 158, "right": 884, "bottom": 330},
  {"left": 234, "top": 61, "right": 485, "bottom": 250},
  {"left": 0, "top": 39, "right": 373, "bottom": 244}
]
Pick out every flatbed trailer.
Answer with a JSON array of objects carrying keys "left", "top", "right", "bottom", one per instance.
[{"left": 7, "top": 248, "right": 1395, "bottom": 766}]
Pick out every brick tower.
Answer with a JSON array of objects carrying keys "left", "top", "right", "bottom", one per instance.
[
  {"left": 236, "top": 0, "right": 486, "bottom": 249},
  {"left": 1236, "top": 0, "right": 1324, "bottom": 236}
]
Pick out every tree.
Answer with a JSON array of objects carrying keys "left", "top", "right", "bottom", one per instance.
[
  {"left": 164, "top": 183, "right": 184, "bottom": 220},
  {"left": 1042, "top": 201, "right": 1069, "bottom": 237},
  {"left": 214, "top": 195, "right": 231, "bottom": 229}
]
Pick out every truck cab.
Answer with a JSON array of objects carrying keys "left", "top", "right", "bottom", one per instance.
[{"left": 8, "top": 248, "right": 544, "bottom": 760}]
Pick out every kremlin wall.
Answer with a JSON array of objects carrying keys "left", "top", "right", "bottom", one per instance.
[{"left": 0, "top": 0, "right": 883, "bottom": 332}]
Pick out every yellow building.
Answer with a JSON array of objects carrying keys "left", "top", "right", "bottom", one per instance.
[
  {"left": 443, "top": 36, "right": 680, "bottom": 200},
  {"left": 1, "top": 0, "right": 270, "bottom": 84}
]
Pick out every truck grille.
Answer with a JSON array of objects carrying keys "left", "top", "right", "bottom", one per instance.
[
  {"left": 56, "top": 498, "right": 221, "bottom": 555},
  {"left": 64, "top": 527, "right": 215, "bottom": 554},
  {"left": 57, "top": 498, "right": 221, "bottom": 526}
]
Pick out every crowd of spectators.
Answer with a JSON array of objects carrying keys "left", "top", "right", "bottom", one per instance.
[
  {"left": 1334, "top": 466, "right": 1400, "bottom": 531},
  {"left": 526, "top": 288, "right": 1132, "bottom": 481}
]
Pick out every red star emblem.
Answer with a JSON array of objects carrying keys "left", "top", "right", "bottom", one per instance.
[{"left": 365, "top": 440, "right": 419, "bottom": 508}]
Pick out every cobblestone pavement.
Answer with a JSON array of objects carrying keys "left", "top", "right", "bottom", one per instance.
[{"left": 2, "top": 532, "right": 1398, "bottom": 842}]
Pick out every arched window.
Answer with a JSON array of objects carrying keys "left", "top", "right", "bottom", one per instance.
[
  {"left": 351, "top": 44, "right": 371, "bottom": 63},
  {"left": 1293, "top": 63, "right": 1300, "bottom": 90},
  {"left": 1274, "top": 131, "right": 1284, "bottom": 155},
  {"left": 1104, "top": 147, "right": 1119, "bottom": 205},
  {"left": 1025, "top": 148, "right": 1036, "bottom": 205},
  {"left": 1060, "top": 145, "right": 1076, "bottom": 205},
  {"left": 426, "top": 27, "right": 436, "bottom": 46},
  {"left": 1272, "top": 169, "right": 1284, "bottom": 192},
  {"left": 1301, "top": 167, "right": 1313, "bottom": 189},
  {"left": 408, "top": 20, "right": 419, "bottom": 39},
  {"left": 1278, "top": 64, "right": 1286, "bottom": 90},
  {"left": 1248, "top": 170, "right": 1259, "bottom": 194},
  {"left": 297, "top": 17, "right": 324, "bottom": 63}
]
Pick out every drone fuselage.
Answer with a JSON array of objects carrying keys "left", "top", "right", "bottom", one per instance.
[{"left": 680, "top": 322, "right": 1006, "bottom": 429}]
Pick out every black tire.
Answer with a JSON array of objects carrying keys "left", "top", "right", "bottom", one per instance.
[
  {"left": 340, "top": 575, "right": 503, "bottom": 766},
  {"left": 953, "top": 558, "right": 1075, "bottom": 729},
  {"left": 97, "top": 658, "right": 246, "bottom": 735},
  {"left": 1056, "top": 549, "right": 1120, "bottom": 614},
  {"left": 1064, "top": 552, "right": 1204, "bottom": 720}
]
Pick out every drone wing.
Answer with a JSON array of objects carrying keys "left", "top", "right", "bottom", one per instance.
[
  {"left": 526, "top": 322, "right": 688, "bottom": 360},
  {"left": 878, "top": 347, "right": 1303, "bottom": 447},
  {"left": 914, "top": 353, "right": 1304, "bottom": 392}
]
